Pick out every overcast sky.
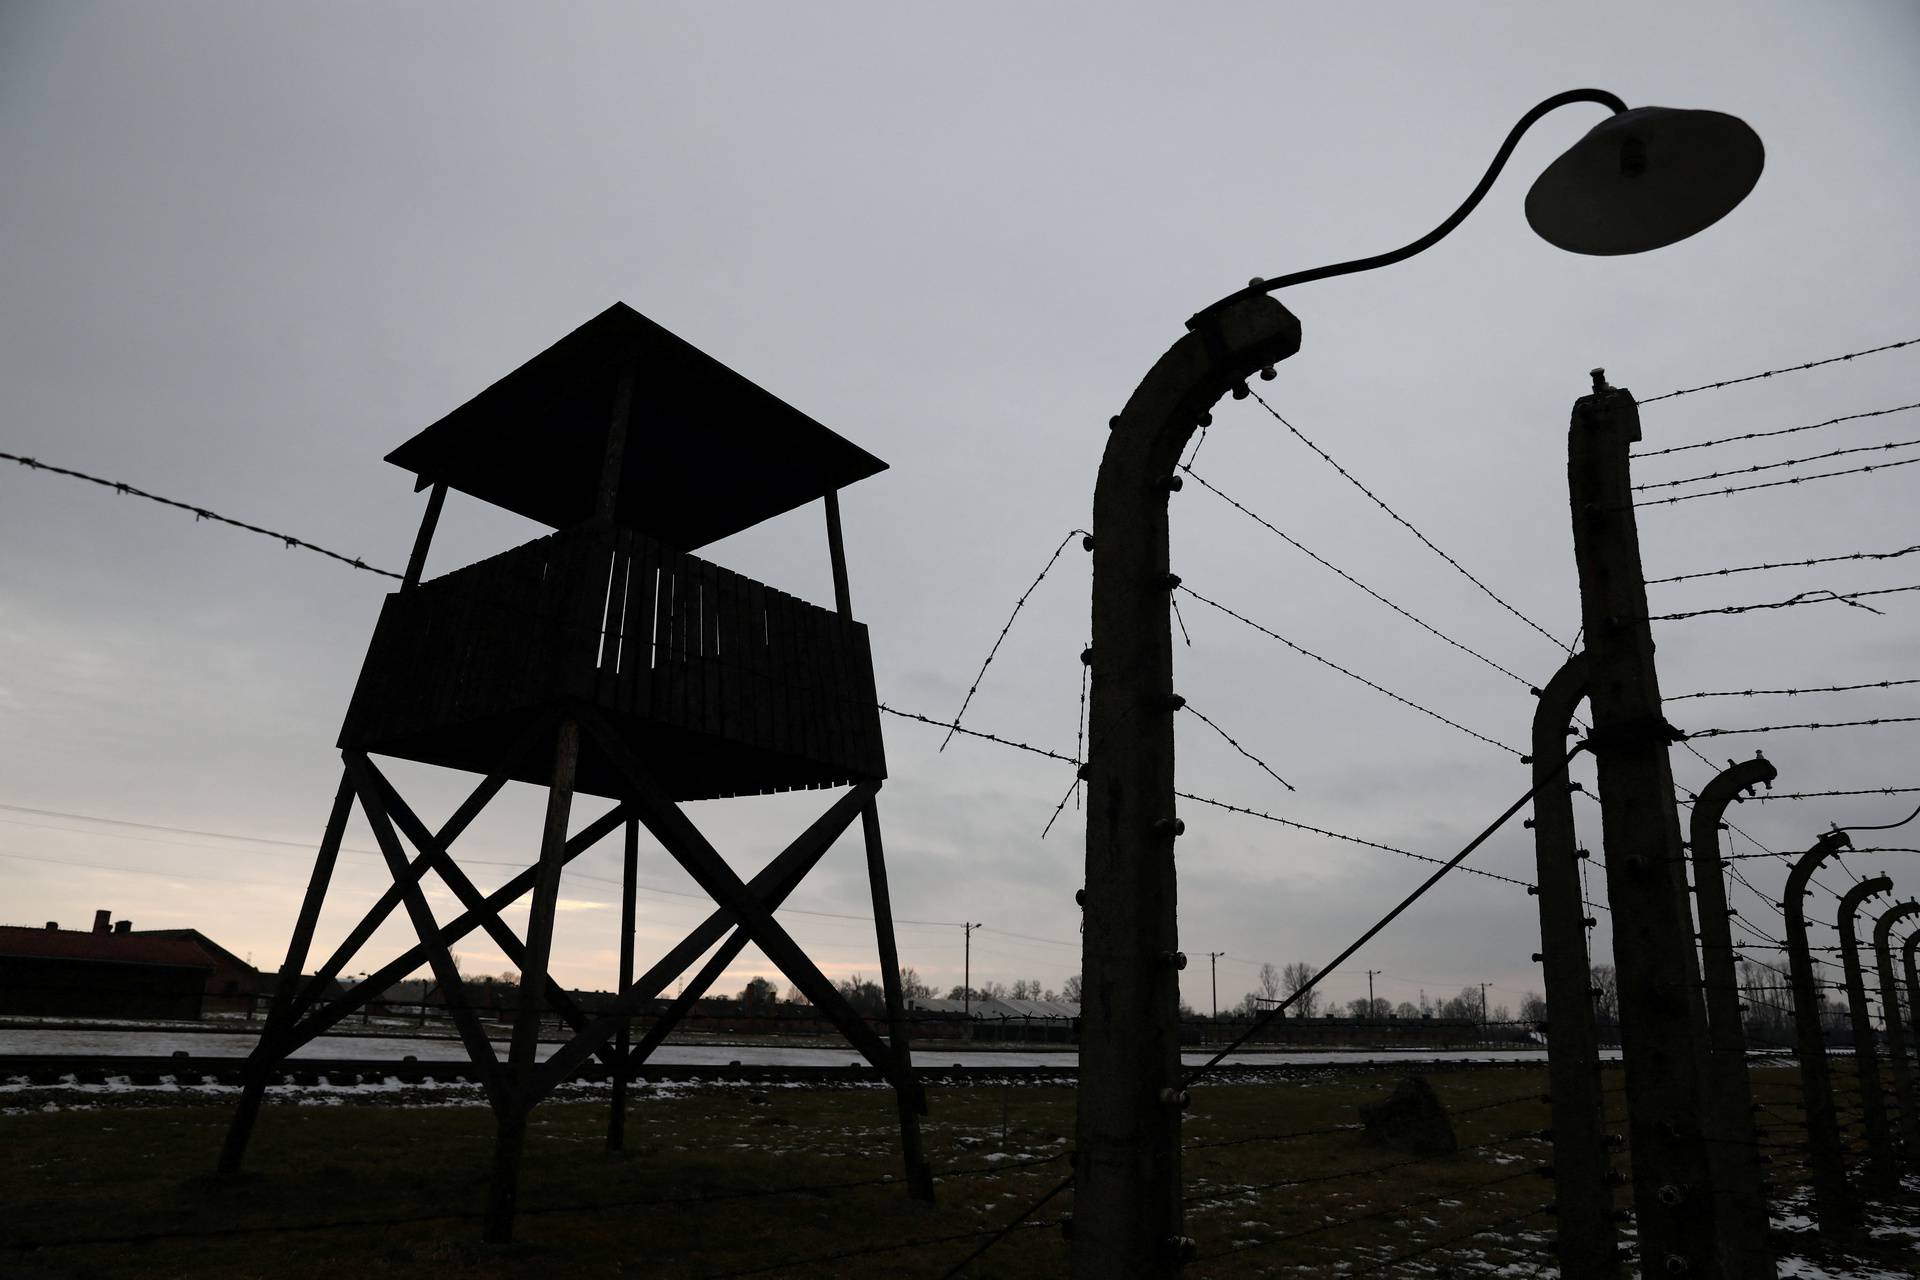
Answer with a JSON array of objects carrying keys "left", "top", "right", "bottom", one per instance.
[{"left": 3, "top": 3, "right": 1917, "bottom": 1020}]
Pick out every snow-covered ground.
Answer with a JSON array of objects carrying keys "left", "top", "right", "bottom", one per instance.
[{"left": 0, "top": 1024, "right": 1625, "bottom": 1068}]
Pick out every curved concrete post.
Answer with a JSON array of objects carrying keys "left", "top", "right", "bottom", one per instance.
[
  {"left": 1871, "top": 901, "right": 1920, "bottom": 1153},
  {"left": 1837, "top": 874, "right": 1895, "bottom": 1189},
  {"left": 1077, "top": 293, "right": 1301, "bottom": 1279},
  {"left": 1905, "top": 931, "right": 1920, "bottom": 1074},
  {"left": 1688, "top": 755, "right": 1778, "bottom": 1277},
  {"left": 1527, "top": 653, "right": 1618, "bottom": 1277},
  {"left": 1784, "top": 831, "right": 1857, "bottom": 1234}
]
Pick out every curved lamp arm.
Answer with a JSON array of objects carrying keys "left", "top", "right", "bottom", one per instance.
[{"left": 1188, "top": 88, "right": 1627, "bottom": 330}]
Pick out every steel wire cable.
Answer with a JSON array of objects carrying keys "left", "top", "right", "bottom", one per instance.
[
  {"left": 1691, "top": 716, "right": 1920, "bottom": 739},
  {"left": 1758, "top": 787, "right": 1920, "bottom": 802},
  {"left": 1634, "top": 338, "right": 1920, "bottom": 406}
]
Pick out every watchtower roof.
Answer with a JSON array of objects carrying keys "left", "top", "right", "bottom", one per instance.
[{"left": 386, "top": 302, "right": 888, "bottom": 551}]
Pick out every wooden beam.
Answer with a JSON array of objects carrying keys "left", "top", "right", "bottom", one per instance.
[
  {"left": 345, "top": 755, "right": 507, "bottom": 1112},
  {"left": 530, "top": 779, "right": 874, "bottom": 1098},
  {"left": 579, "top": 712, "right": 911, "bottom": 1094},
  {"left": 823, "top": 489, "right": 852, "bottom": 618},
  {"left": 607, "top": 818, "right": 639, "bottom": 1151},
  {"left": 402, "top": 482, "right": 447, "bottom": 590},
  {"left": 275, "top": 794, "right": 631, "bottom": 1057}
]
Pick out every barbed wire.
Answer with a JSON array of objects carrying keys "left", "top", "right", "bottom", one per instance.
[
  {"left": 1245, "top": 388, "right": 1571, "bottom": 655},
  {"left": 1646, "top": 541, "right": 1920, "bottom": 586},
  {"left": 1690, "top": 717, "right": 1920, "bottom": 740},
  {"left": 1181, "top": 701, "right": 1296, "bottom": 793},
  {"left": 1668, "top": 679, "right": 1920, "bottom": 701},
  {"left": 938, "top": 528, "right": 1089, "bottom": 750},
  {"left": 880, "top": 704, "right": 1078, "bottom": 765},
  {"left": 1635, "top": 454, "right": 1920, "bottom": 507},
  {"left": 1634, "top": 338, "right": 1920, "bottom": 406},
  {"left": 1639, "top": 400, "right": 1920, "bottom": 462},
  {"left": 1756, "top": 787, "right": 1920, "bottom": 802},
  {"left": 1652, "top": 583, "right": 1920, "bottom": 621},
  {"left": 1174, "top": 790, "right": 1536, "bottom": 892},
  {"left": 1178, "top": 584, "right": 1523, "bottom": 757},
  {"left": 1180, "top": 466, "right": 1533, "bottom": 687},
  {"left": 1634, "top": 434, "right": 1920, "bottom": 492},
  {"left": 1, "top": 450, "right": 402, "bottom": 578}
]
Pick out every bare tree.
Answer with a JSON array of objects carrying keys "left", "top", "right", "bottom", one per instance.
[
  {"left": 898, "top": 966, "right": 932, "bottom": 1001},
  {"left": 1519, "top": 991, "right": 1548, "bottom": 1025},
  {"left": 739, "top": 975, "right": 778, "bottom": 1010},
  {"left": 1258, "top": 962, "right": 1283, "bottom": 1003},
  {"left": 1589, "top": 964, "right": 1619, "bottom": 1026},
  {"left": 1280, "top": 962, "right": 1319, "bottom": 1018},
  {"left": 1061, "top": 973, "right": 1083, "bottom": 1003}
]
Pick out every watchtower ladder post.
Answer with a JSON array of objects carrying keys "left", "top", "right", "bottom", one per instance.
[
  {"left": 607, "top": 817, "right": 639, "bottom": 1151},
  {"left": 825, "top": 488, "right": 934, "bottom": 1200}
]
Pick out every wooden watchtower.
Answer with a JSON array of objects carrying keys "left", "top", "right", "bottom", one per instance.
[{"left": 217, "top": 302, "right": 931, "bottom": 1239}]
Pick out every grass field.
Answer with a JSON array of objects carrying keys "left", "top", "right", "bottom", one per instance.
[{"left": 2, "top": 1060, "right": 1910, "bottom": 1278}]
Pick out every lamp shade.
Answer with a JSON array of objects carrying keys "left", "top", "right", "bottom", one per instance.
[{"left": 1525, "top": 106, "right": 1763, "bottom": 255}]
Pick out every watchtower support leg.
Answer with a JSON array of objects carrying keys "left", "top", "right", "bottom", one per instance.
[
  {"left": 485, "top": 718, "right": 583, "bottom": 1244},
  {"left": 608, "top": 818, "right": 639, "bottom": 1152},
  {"left": 216, "top": 773, "right": 354, "bottom": 1176},
  {"left": 861, "top": 797, "right": 935, "bottom": 1202}
]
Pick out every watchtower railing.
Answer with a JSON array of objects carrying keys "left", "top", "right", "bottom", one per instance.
[{"left": 340, "top": 524, "right": 885, "bottom": 797}]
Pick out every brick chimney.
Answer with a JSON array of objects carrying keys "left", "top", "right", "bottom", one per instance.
[
  {"left": 45, "top": 921, "right": 58, "bottom": 930},
  {"left": 93, "top": 909, "right": 111, "bottom": 934},
  {"left": 114, "top": 920, "right": 132, "bottom": 935}
]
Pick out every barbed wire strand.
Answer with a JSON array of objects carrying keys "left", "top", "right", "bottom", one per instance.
[
  {"left": 1178, "top": 584, "right": 1522, "bottom": 757},
  {"left": 1647, "top": 541, "right": 1920, "bottom": 586},
  {"left": 1691, "top": 717, "right": 1920, "bottom": 739},
  {"left": 1652, "top": 583, "right": 1920, "bottom": 621},
  {"left": 1181, "top": 701, "right": 1296, "bottom": 792},
  {"left": 1245, "top": 388, "right": 1572, "bottom": 655},
  {"left": 1, "top": 451, "right": 401, "bottom": 578},
  {"left": 1181, "top": 466, "right": 1533, "bottom": 687},
  {"left": 1634, "top": 338, "right": 1920, "bottom": 407},
  {"left": 938, "top": 528, "right": 1090, "bottom": 750},
  {"left": 1668, "top": 679, "right": 1920, "bottom": 701},
  {"left": 1634, "top": 434, "right": 1920, "bottom": 492},
  {"left": 1635, "top": 454, "right": 1920, "bottom": 508}
]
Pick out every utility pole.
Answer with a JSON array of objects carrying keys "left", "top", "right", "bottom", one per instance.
[
  {"left": 1567, "top": 371, "right": 1742, "bottom": 1278},
  {"left": 1367, "top": 970, "right": 1380, "bottom": 1019},
  {"left": 1479, "top": 982, "right": 1489, "bottom": 1027},
  {"left": 1078, "top": 293, "right": 1300, "bottom": 1280},
  {"left": 963, "top": 922, "right": 980, "bottom": 1019},
  {"left": 1208, "top": 952, "right": 1226, "bottom": 1024}
]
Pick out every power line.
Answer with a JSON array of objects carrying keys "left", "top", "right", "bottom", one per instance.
[
  {"left": 1646, "top": 541, "right": 1920, "bottom": 585},
  {"left": 938, "top": 528, "right": 1089, "bottom": 750},
  {"left": 1245, "top": 388, "right": 1571, "bottom": 655},
  {"left": 0, "top": 451, "right": 401, "bottom": 578},
  {"left": 1634, "top": 337, "right": 1920, "bottom": 406},
  {"left": 1178, "top": 584, "right": 1522, "bottom": 757},
  {"left": 1635, "top": 454, "right": 1920, "bottom": 507},
  {"left": 1180, "top": 466, "right": 1532, "bottom": 687},
  {"left": 1633, "top": 435, "right": 1920, "bottom": 492}
]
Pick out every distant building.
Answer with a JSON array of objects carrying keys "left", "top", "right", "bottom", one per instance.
[
  {"left": 0, "top": 911, "right": 214, "bottom": 1019},
  {"left": 128, "top": 925, "right": 266, "bottom": 1014}
]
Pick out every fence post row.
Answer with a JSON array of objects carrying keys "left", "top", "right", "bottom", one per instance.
[
  {"left": 1077, "top": 293, "right": 1301, "bottom": 1279},
  {"left": 1870, "top": 900, "right": 1920, "bottom": 1153},
  {"left": 1783, "top": 832, "right": 1858, "bottom": 1236},
  {"left": 1528, "top": 652, "right": 1618, "bottom": 1276},
  {"left": 1834, "top": 874, "right": 1895, "bottom": 1189},
  {"left": 1565, "top": 371, "right": 1754, "bottom": 1277},
  {"left": 1687, "top": 756, "right": 1778, "bottom": 1277}
]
